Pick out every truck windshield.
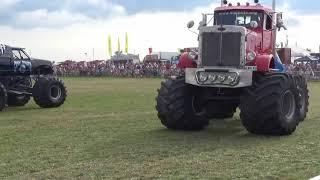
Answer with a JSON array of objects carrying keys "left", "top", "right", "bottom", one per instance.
[{"left": 215, "top": 11, "right": 263, "bottom": 28}]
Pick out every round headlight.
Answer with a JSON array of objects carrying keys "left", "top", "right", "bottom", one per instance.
[
  {"left": 217, "top": 74, "right": 226, "bottom": 82},
  {"left": 227, "top": 75, "right": 236, "bottom": 83},
  {"left": 188, "top": 52, "right": 197, "bottom": 60},
  {"left": 228, "top": 73, "right": 240, "bottom": 85},
  {"left": 247, "top": 51, "right": 256, "bottom": 61},
  {"left": 208, "top": 74, "right": 217, "bottom": 82},
  {"left": 198, "top": 72, "right": 208, "bottom": 82}
]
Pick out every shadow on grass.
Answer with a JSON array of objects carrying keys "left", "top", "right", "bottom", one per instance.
[
  {"left": 150, "top": 118, "right": 244, "bottom": 137},
  {"left": 95, "top": 119, "right": 275, "bottom": 158},
  {"left": 4, "top": 106, "right": 41, "bottom": 113},
  {"left": 83, "top": 115, "right": 289, "bottom": 165}
]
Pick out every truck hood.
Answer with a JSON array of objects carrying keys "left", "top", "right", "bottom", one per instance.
[{"left": 31, "top": 58, "right": 53, "bottom": 68}]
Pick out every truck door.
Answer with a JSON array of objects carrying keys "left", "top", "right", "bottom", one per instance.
[
  {"left": 12, "top": 49, "right": 32, "bottom": 75},
  {"left": 263, "top": 13, "right": 273, "bottom": 53}
]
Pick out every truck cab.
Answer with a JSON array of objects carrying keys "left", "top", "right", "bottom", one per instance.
[
  {"left": 182, "top": 2, "right": 286, "bottom": 88},
  {"left": 0, "top": 44, "right": 53, "bottom": 75},
  {"left": 214, "top": 4, "right": 275, "bottom": 58}
]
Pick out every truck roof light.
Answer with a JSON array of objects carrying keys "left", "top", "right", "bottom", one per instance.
[
  {"left": 246, "top": 2, "right": 250, "bottom": 6},
  {"left": 223, "top": 0, "right": 228, "bottom": 5},
  {"left": 237, "top": 2, "right": 241, "bottom": 6},
  {"left": 228, "top": 3, "right": 232, "bottom": 6}
]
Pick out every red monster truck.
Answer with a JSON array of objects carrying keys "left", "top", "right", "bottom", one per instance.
[{"left": 156, "top": 0, "right": 309, "bottom": 135}]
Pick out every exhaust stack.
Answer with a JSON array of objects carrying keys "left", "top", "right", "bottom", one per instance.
[
  {"left": 272, "top": 0, "right": 277, "bottom": 58},
  {"left": 272, "top": 0, "right": 276, "bottom": 11}
]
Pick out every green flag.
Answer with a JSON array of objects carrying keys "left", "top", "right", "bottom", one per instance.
[
  {"left": 108, "top": 35, "right": 112, "bottom": 57},
  {"left": 118, "top": 37, "right": 121, "bottom": 52},
  {"left": 125, "top": 32, "right": 129, "bottom": 53}
]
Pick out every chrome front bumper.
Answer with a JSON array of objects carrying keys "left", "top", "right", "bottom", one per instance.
[{"left": 185, "top": 68, "right": 253, "bottom": 88}]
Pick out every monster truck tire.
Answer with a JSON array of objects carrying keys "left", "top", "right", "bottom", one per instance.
[
  {"left": 240, "top": 73, "right": 300, "bottom": 135},
  {"left": 206, "top": 102, "right": 238, "bottom": 119},
  {"left": 156, "top": 77, "right": 209, "bottom": 130},
  {"left": 293, "top": 75, "right": 309, "bottom": 122},
  {"left": 7, "top": 95, "right": 30, "bottom": 107},
  {"left": 0, "top": 83, "right": 7, "bottom": 111},
  {"left": 33, "top": 77, "right": 67, "bottom": 108}
]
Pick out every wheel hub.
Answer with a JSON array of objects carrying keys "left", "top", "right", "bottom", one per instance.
[{"left": 50, "top": 85, "right": 62, "bottom": 101}]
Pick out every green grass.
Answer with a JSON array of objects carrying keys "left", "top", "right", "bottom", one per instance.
[{"left": 0, "top": 77, "right": 319, "bottom": 179}]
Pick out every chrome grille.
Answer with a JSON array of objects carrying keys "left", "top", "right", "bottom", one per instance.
[{"left": 201, "top": 32, "right": 242, "bottom": 67}]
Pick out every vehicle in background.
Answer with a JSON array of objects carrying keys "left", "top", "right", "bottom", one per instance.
[{"left": 0, "top": 44, "right": 67, "bottom": 111}]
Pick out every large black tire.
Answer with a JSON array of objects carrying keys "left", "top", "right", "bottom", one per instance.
[
  {"left": 240, "top": 73, "right": 300, "bottom": 135},
  {"left": 7, "top": 95, "right": 30, "bottom": 107},
  {"left": 294, "top": 75, "right": 309, "bottom": 122},
  {"left": 0, "top": 83, "right": 7, "bottom": 111},
  {"left": 33, "top": 77, "right": 67, "bottom": 108},
  {"left": 156, "top": 77, "right": 209, "bottom": 130},
  {"left": 206, "top": 101, "right": 238, "bottom": 119}
]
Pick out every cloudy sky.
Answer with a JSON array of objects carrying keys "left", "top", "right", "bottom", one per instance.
[{"left": 0, "top": 0, "right": 319, "bottom": 61}]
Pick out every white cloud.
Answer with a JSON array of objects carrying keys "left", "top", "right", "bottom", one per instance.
[
  {"left": 86, "top": 0, "right": 125, "bottom": 13},
  {"left": 13, "top": 0, "right": 126, "bottom": 28},
  {"left": 0, "top": 1, "right": 319, "bottom": 62},
  {"left": 277, "top": 2, "right": 320, "bottom": 51},
  {"left": 0, "top": 0, "right": 21, "bottom": 9},
  {"left": 0, "top": 3, "right": 215, "bottom": 61},
  {"left": 14, "top": 9, "right": 90, "bottom": 28},
  {"left": 64, "top": 0, "right": 126, "bottom": 18}
]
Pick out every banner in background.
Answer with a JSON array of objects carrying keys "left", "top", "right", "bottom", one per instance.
[
  {"left": 125, "top": 32, "right": 129, "bottom": 54},
  {"left": 118, "top": 37, "right": 121, "bottom": 52},
  {"left": 108, "top": 35, "right": 112, "bottom": 57}
]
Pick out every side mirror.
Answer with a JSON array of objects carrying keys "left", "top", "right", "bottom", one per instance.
[
  {"left": 276, "top": 13, "right": 287, "bottom": 31},
  {"left": 250, "top": 21, "right": 258, "bottom": 29},
  {"left": 187, "top": 21, "right": 195, "bottom": 29}
]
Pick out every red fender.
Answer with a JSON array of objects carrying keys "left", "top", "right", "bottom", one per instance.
[
  {"left": 177, "top": 52, "right": 197, "bottom": 69},
  {"left": 255, "top": 54, "right": 274, "bottom": 72}
]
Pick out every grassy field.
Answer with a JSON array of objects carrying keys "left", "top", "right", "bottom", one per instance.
[{"left": 0, "top": 77, "right": 319, "bottom": 179}]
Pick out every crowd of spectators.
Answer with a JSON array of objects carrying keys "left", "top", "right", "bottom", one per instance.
[
  {"left": 54, "top": 60, "right": 320, "bottom": 80},
  {"left": 286, "top": 63, "right": 320, "bottom": 80},
  {"left": 54, "top": 60, "right": 181, "bottom": 78}
]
